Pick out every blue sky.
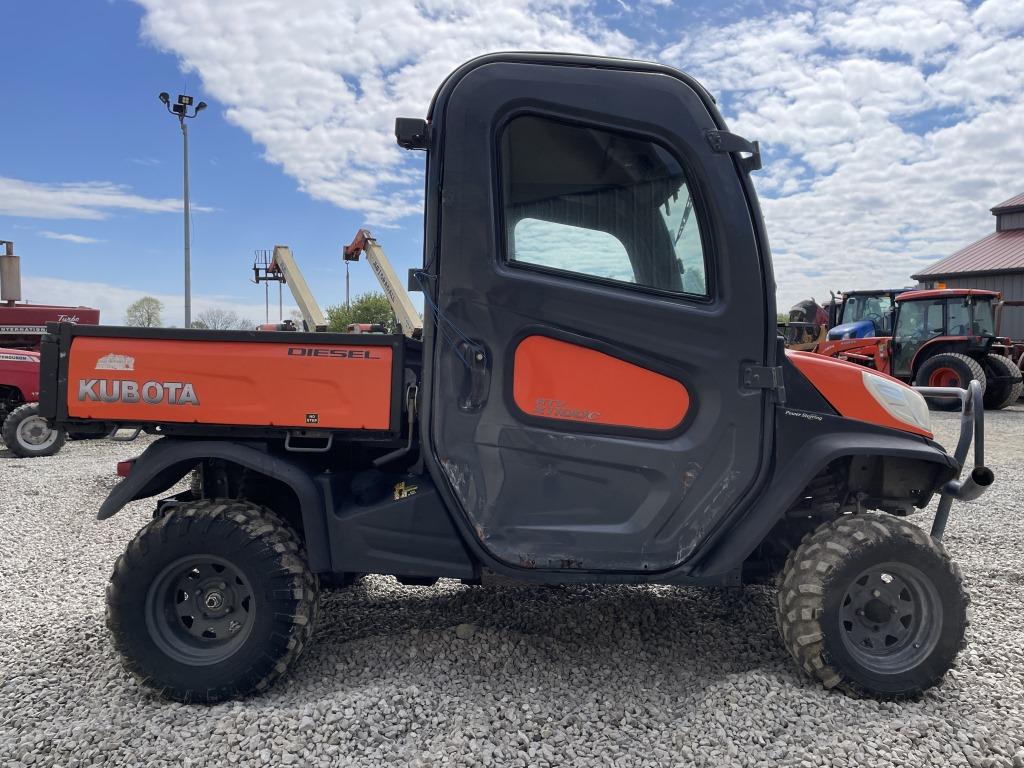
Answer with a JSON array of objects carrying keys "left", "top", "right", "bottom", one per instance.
[
  {"left": 2, "top": 0, "right": 1022, "bottom": 325},
  {"left": 1, "top": 0, "right": 408, "bottom": 325}
]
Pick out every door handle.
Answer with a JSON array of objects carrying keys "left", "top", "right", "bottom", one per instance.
[{"left": 457, "top": 341, "right": 489, "bottom": 412}]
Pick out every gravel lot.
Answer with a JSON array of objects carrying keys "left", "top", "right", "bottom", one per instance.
[{"left": 2, "top": 409, "right": 1023, "bottom": 767}]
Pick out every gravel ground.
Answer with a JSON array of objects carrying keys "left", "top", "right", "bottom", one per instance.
[{"left": 2, "top": 409, "right": 1023, "bottom": 767}]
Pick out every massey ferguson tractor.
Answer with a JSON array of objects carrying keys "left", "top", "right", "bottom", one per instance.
[
  {"left": 0, "top": 240, "right": 99, "bottom": 456},
  {"left": 819, "top": 288, "right": 1023, "bottom": 410},
  {"left": 37, "top": 54, "right": 992, "bottom": 705}
]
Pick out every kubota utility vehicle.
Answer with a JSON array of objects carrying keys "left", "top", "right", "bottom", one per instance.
[
  {"left": 39, "top": 53, "right": 992, "bottom": 703},
  {"left": 818, "top": 288, "right": 1023, "bottom": 410}
]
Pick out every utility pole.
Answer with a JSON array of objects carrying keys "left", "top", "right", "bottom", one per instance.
[{"left": 159, "top": 92, "right": 207, "bottom": 328}]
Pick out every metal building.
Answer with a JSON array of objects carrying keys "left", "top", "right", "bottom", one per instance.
[{"left": 913, "top": 193, "right": 1024, "bottom": 340}]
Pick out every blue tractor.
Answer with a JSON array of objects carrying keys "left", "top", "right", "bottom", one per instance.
[{"left": 826, "top": 289, "right": 910, "bottom": 341}]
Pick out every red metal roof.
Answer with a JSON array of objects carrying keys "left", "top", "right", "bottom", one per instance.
[
  {"left": 897, "top": 288, "right": 999, "bottom": 302},
  {"left": 993, "top": 192, "right": 1024, "bottom": 213},
  {"left": 912, "top": 229, "right": 1024, "bottom": 279}
]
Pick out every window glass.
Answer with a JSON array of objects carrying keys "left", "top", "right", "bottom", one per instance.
[
  {"left": 893, "top": 299, "right": 944, "bottom": 373},
  {"left": 897, "top": 300, "right": 944, "bottom": 340},
  {"left": 972, "top": 299, "right": 996, "bottom": 336},
  {"left": 501, "top": 115, "right": 708, "bottom": 297},
  {"left": 513, "top": 219, "right": 633, "bottom": 283},
  {"left": 843, "top": 295, "right": 893, "bottom": 334},
  {"left": 946, "top": 298, "right": 971, "bottom": 336}
]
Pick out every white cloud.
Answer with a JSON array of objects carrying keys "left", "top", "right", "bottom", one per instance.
[
  {"left": 38, "top": 231, "right": 104, "bottom": 244},
  {"left": 0, "top": 176, "right": 212, "bottom": 221},
  {"left": 134, "top": 0, "right": 634, "bottom": 224},
  {"left": 21, "top": 275, "right": 296, "bottom": 329},
  {"left": 663, "top": 0, "right": 1024, "bottom": 309},
  {"left": 131, "top": 0, "right": 1024, "bottom": 311}
]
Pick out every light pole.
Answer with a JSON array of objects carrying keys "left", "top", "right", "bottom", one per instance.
[{"left": 159, "top": 92, "right": 207, "bottom": 328}]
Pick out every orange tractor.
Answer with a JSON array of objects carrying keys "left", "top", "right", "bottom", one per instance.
[{"left": 817, "top": 288, "right": 1022, "bottom": 410}]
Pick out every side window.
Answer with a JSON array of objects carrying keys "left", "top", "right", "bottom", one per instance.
[
  {"left": 946, "top": 299, "right": 971, "bottom": 335},
  {"left": 501, "top": 115, "right": 708, "bottom": 297},
  {"left": 512, "top": 219, "right": 633, "bottom": 283}
]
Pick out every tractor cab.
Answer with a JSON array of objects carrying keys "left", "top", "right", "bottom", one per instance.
[
  {"left": 827, "top": 289, "right": 904, "bottom": 340},
  {"left": 890, "top": 289, "right": 998, "bottom": 379}
]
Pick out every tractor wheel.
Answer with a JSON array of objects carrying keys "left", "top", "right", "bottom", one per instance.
[
  {"left": 106, "top": 499, "right": 319, "bottom": 703},
  {"left": 1, "top": 402, "right": 66, "bottom": 458},
  {"left": 981, "top": 353, "right": 1023, "bottom": 410},
  {"left": 776, "top": 513, "right": 968, "bottom": 699},
  {"left": 915, "top": 353, "right": 986, "bottom": 411}
]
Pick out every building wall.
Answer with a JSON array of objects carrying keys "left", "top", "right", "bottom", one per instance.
[
  {"left": 997, "top": 211, "right": 1024, "bottom": 230},
  {"left": 917, "top": 272, "right": 1024, "bottom": 340}
]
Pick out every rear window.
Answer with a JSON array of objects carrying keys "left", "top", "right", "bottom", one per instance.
[{"left": 500, "top": 115, "right": 708, "bottom": 297}]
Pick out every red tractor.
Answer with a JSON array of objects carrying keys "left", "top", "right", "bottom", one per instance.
[
  {"left": 818, "top": 288, "right": 1023, "bottom": 410},
  {"left": 1, "top": 241, "right": 100, "bottom": 456}
]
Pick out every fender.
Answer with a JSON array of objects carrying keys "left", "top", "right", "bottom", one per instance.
[
  {"left": 692, "top": 421, "right": 958, "bottom": 577},
  {"left": 907, "top": 336, "right": 990, "bottom": 379},
  {"left": 97, "top": 438, "right": 331, "bottom": 571}
]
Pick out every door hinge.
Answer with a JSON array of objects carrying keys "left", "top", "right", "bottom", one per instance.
[
  {"left": 706, "top": 130, "right": 762, "bottom": 172},
  {"left": 742, "top": 364, "right": 786, "bottom": 402}
]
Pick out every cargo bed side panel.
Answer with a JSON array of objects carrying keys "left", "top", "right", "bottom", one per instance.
[{"left": 66, "top": 336, "right": 393, "bottom": 430}]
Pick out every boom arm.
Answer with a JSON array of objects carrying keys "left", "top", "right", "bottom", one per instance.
[
  {"left": 343, "top": 230, "right": 422, "bottom": 338},
  {"left": 270, "top": 245, "right": 327, "bottom": 332}
]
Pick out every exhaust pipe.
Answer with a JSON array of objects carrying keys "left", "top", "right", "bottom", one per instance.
[
  {"left": 942, "top": 466, "right": 994, "bottom": 502},
  {"left": 0, "top": 240, "right": 21, "bottom": 306}
]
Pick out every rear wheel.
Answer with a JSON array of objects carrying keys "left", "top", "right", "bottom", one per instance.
[
  {"left": 915, "top": 353, "right": 986, "bottom": 411},
  {"left": 776, "top": 513, "right": 968, "bottom": 698},
  {"left": 1, "top": 402, "right": 66, "bottom": 458},
  {"left": 106, "top": 499, "right": 319, "bottom": 702},
  {"left": 981, "top": 353, "right": 1023, "bottom": 410}
]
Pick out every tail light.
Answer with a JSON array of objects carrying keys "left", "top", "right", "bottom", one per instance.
[{"left": 116, "top": 459, "right": 136, "bottom": 478}]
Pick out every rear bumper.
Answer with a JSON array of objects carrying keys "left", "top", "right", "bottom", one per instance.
[{"left": 913, "top": 380, "right": 991, "bottom": 538}]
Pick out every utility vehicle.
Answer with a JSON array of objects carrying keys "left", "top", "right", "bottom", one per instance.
[{"left": 39, "top": 53, "right": 991, "bottom": 703}]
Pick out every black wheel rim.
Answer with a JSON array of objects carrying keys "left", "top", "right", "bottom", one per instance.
[
  {"left": 838, "top": 561, "right": 942, "bottom": 674},
  {"left": 145, "top": 555, "right": 255, "bottom": 665}
]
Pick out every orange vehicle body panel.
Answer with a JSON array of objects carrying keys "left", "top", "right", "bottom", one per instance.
[
  {"left": 66, "top": 336, "right": 393, "bottom": 430},
  {"left": 787, "top": 350, "right": 932, "bottom": 438},
  {"left": 512, "top": 335, "right": 689, "bottom": 431},
  {"left": 815, "top": 337, "right": 893, "bottom": 375}
]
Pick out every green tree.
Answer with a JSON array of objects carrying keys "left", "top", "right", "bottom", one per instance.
[
  {"left": 124, "top": 296, "right": 164, "bottom": 327},
  {"left": 325, "top": 292, "right": 398, "bottom": 332},
  {"left": 193, "top": 308, "right": 254, "bottom": 330}
]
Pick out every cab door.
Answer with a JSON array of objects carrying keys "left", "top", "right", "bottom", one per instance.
[{"left": 422, "top": 56, "right": 775, "bottom": 573}]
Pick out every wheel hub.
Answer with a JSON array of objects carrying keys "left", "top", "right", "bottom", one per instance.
[
  {"left": 18, "top": 415, "right": 57, "bottom": 448},
  {"left": 145, "top": 556, "right": 254, "bottom": 665},
  {"left": 839, "top": 562, "right": 942, "bottom": 673}
]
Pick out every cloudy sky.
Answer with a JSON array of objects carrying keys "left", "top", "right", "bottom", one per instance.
[{"left": 1, "top": 0, "right": 1022, "bottom": 325}]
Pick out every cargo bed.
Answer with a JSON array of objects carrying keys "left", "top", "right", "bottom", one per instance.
[{"left": 39, "top": 323, "right": 411, "bottom": 441}]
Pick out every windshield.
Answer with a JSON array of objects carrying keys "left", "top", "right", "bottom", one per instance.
[{"left": 842, "top": 294, "right": 893, "bottom": 334}]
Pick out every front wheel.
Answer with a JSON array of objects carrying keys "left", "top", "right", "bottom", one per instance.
[
  {"left": 915, "top": 353, "right": 986, "bottom": 411},
  {"left": 777, "top": 514, "right": 968, "bottom": 698},
  {"left": 1, "top": 402, "right": 66, "bottom": 458},
  {"left": 106, "top": 499, "right": 319, "bottom": 702}
]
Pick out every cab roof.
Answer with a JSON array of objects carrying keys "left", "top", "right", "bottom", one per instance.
[{"left": 896, "top": 288, "right": 1000, "bottom": 302}]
